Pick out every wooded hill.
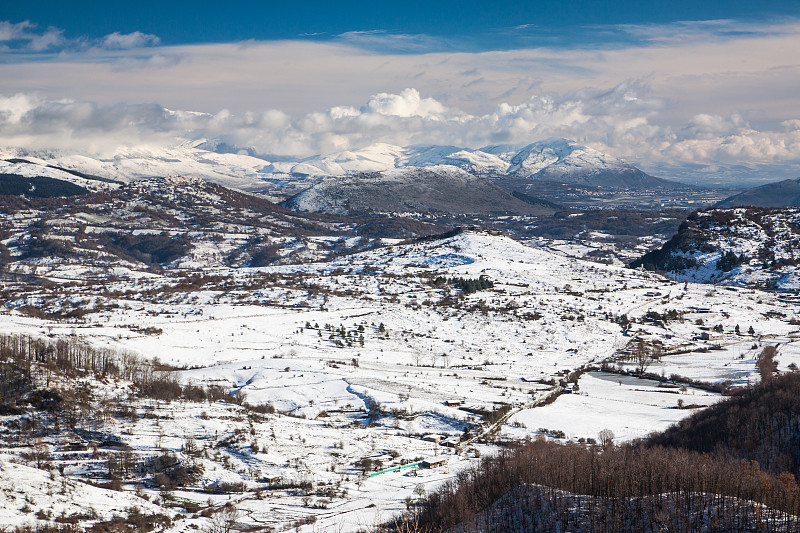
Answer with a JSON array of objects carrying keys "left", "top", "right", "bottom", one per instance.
[{"left": 391, "top": 372, "right": 800, "bottom": 532}]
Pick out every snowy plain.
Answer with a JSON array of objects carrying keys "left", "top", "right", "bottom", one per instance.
[{"left": 1, "top": 230, "right": 798, "bottom": 531}]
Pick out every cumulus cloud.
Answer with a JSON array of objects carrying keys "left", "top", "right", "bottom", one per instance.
[
  {"left": 101, "top": 31, "right": 160, "bottom": 50},
  {"left": 360, "top": 88, "right": 450, "bottom": 118},
  {"left": 2, "top": 86, "right": 800, "bottom": 186},
  {"left": 1, "top": 17, "right": 800, "bottom": 184}
]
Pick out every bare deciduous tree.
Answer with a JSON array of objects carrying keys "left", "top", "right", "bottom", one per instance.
[
  {"left": 598, "top": 428, "right": 615, "bottom": 447},
  {"left": 208, "top": 504, "right": 239, "bottom": 533},
  {"left": 758, "top": 345, "right": 779, "bottom": 382}
]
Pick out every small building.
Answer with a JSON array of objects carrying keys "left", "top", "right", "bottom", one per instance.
[
  {"left": 422, "top": 434, "right": 444, "bottom": 443},
  {"left": 440, "top": 436, "right": 461, "bottom": 448},
  {"left": 700, "top": 332, "right": 723, "bottom": 341},
  {"left": 370, "top": 454, "right": 393, "bottom": 466},
  {"left": 443, "top": 400, "right": 464, "bottom": 407},
  {"left": 63, "top": 441, "right": 88, "bottom": 452},
  {"left": 422, "top": 457, "right": 448, "bottom": 469}
]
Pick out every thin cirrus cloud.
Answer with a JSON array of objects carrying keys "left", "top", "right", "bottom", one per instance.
[
  {"left": 0, "top": 20, "right": 159, "bottom": 53},
  {"left": 0, "top": 20, "right": 66, "bottom": 52},
  {"left": 0, "top": 17, "right": 799, "bottom": 184}
]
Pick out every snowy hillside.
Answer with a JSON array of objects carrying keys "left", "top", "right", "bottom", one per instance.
[
  {"left": 0, "top": 158, "right": 120, "bottom": 192},
  {"left": 285, "top": 166, "right": 557, "bottom": 215},
  {"left": 632, "top": 207, "right": 800, "bottom": 289},
  {"left": 0, "top": 176, "right": 444, "bottom": 281},
  {"left": 1, "top": 144, "right": 282, "bottom": 193},
  {"left": 1, "top": 228, "right": 799, "bottom": 531},
  {"left": 2, "top": 198, "right": 799, "bottom": 531}
]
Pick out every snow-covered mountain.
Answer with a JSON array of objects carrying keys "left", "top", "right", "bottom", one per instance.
[
  {"left": 2, "top": 138, "right": 680, "bottom": 195},
  {"left": 272, "top": 138, "right": 672, "bottom": 188},
  {"left": 285, "top": 166, "right": 557, "bottom": 216},
  {"left": 507, "top": 138, "right": 676, "bottom": 187},
  {"left": 1, "top": 143, "right": 279, "bottom": 193},
  {"left": 0, "top": 158, "right": 121, "bottom": 192}
]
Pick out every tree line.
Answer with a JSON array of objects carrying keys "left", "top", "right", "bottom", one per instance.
[{"left": 389, "top": 372, "right": 800, "bottom": 532}]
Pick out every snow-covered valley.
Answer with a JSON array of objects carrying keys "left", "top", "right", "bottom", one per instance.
[{"left": 1, "top": 228, "right": 799, "bottom": 532}]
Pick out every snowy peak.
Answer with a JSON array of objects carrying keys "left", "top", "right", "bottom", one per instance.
[
  {"left": 509, "top": 138, "right": 632, "bottom": 178},
  {"left": 272, "top": 138, "right": 663, "bottom": 187},
  {"left": 286, "top": 143, "right": 510, "bottom": 177},
  {"left": 502, "top": 138, "right": 678, "bottom": 189}
]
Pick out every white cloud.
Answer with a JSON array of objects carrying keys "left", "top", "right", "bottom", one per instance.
[
  {"left": 28, "top": 27, "right": 65, "bottom": 51},
  {"left": 0, "top": 20, "right": 159, "bottom": 54},
  {"left": 360, "top": 88, "right": 449, "bottom": 118},
  {"left": 335, "top": 30, "right": 448, "bottom": 53},
  {"left": 0, "top": 20, "right": 65, "bottom": 51},
  {"left": 1, "top": 18, "right": 800, "bottom": 183},
  {"left": 2, "top": 86, "right": 800, "bottom": 187},
  {"left": 0, "top": 20, "right": 35, "bottom": 42},
  {"left": 102, "top": 31, "right": 160, "bottom": 50}
]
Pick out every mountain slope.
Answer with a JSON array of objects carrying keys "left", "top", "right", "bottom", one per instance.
[
  {"left": 284, "top": 166, "right": 558, "bottom": 215},
  {"left": 716, "top": 178, "right": 800, "bottom": 208},
  {"left": 406, "top": 374, "right": 800, "bottom": 533},
  {"left": 508, "top": 138, "right": 678, "bottom": 188},
  {"left": 1, "top": 145, "right": 279, "bottom": 193},
  {"left": 0, "top": 158, "right": 120, "bottom": 193},
  {"left": 0, "top": 176, "right": 445, "bottom": 278},
  {"left": 631, "top": 207, "right": 800, "bottom": 289}
]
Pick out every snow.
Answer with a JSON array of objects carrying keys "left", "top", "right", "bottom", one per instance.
[
  {"left": 3, "top": 137, "right": 658, "bottom": 195},
  {"left": 0, "top": 159, "right": 118, "bottom": 191},
  {"left": 508, "top": 138, "right": 633, "bottom": 179},
  {"left": 1, "top": 229, "right": 798, "bottom": 531},
  {"left": 506, "top": 372, "right": 719, "bottom": 443}
]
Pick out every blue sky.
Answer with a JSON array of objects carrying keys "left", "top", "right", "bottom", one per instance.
[
  {"left": 4, "top": 0, "right": 799, "bottom": 49},
  {"left": 0, "top": 2, "right": 799, "bottom": 184}
]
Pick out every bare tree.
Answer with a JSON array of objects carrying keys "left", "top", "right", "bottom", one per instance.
[
  {"left": 441, "top": 353, "right": 451, "bottom": 369},
  {"left": 31, "top": 439, "right": 51, "bottom": 469},
  {"left": 208, "top": 504, "right": 239, "bottom": 533},
  {"left": 634, "top": 340, "right": 651, "bottom": 374},
  {"left": 757, "top": 345, "right": 779, "bottom": 382},
  {"left": 598, "top": 428, "right": 615, "bottom": 447}
]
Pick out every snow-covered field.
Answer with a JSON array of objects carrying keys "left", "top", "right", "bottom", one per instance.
[{"left": 1, "top": 230, "right": 798, "bottom": 531}]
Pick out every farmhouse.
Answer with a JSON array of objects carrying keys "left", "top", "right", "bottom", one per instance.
[{"left": 422, "top": 457, "right": 448, "bottom": 469}]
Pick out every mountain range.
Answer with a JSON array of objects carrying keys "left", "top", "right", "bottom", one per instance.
[
  {"left": 209, "top": 137, "right": 678, "bottom": 188},
  {"left": 2, "top": 138, "right": 681, "bottom": 195}
]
